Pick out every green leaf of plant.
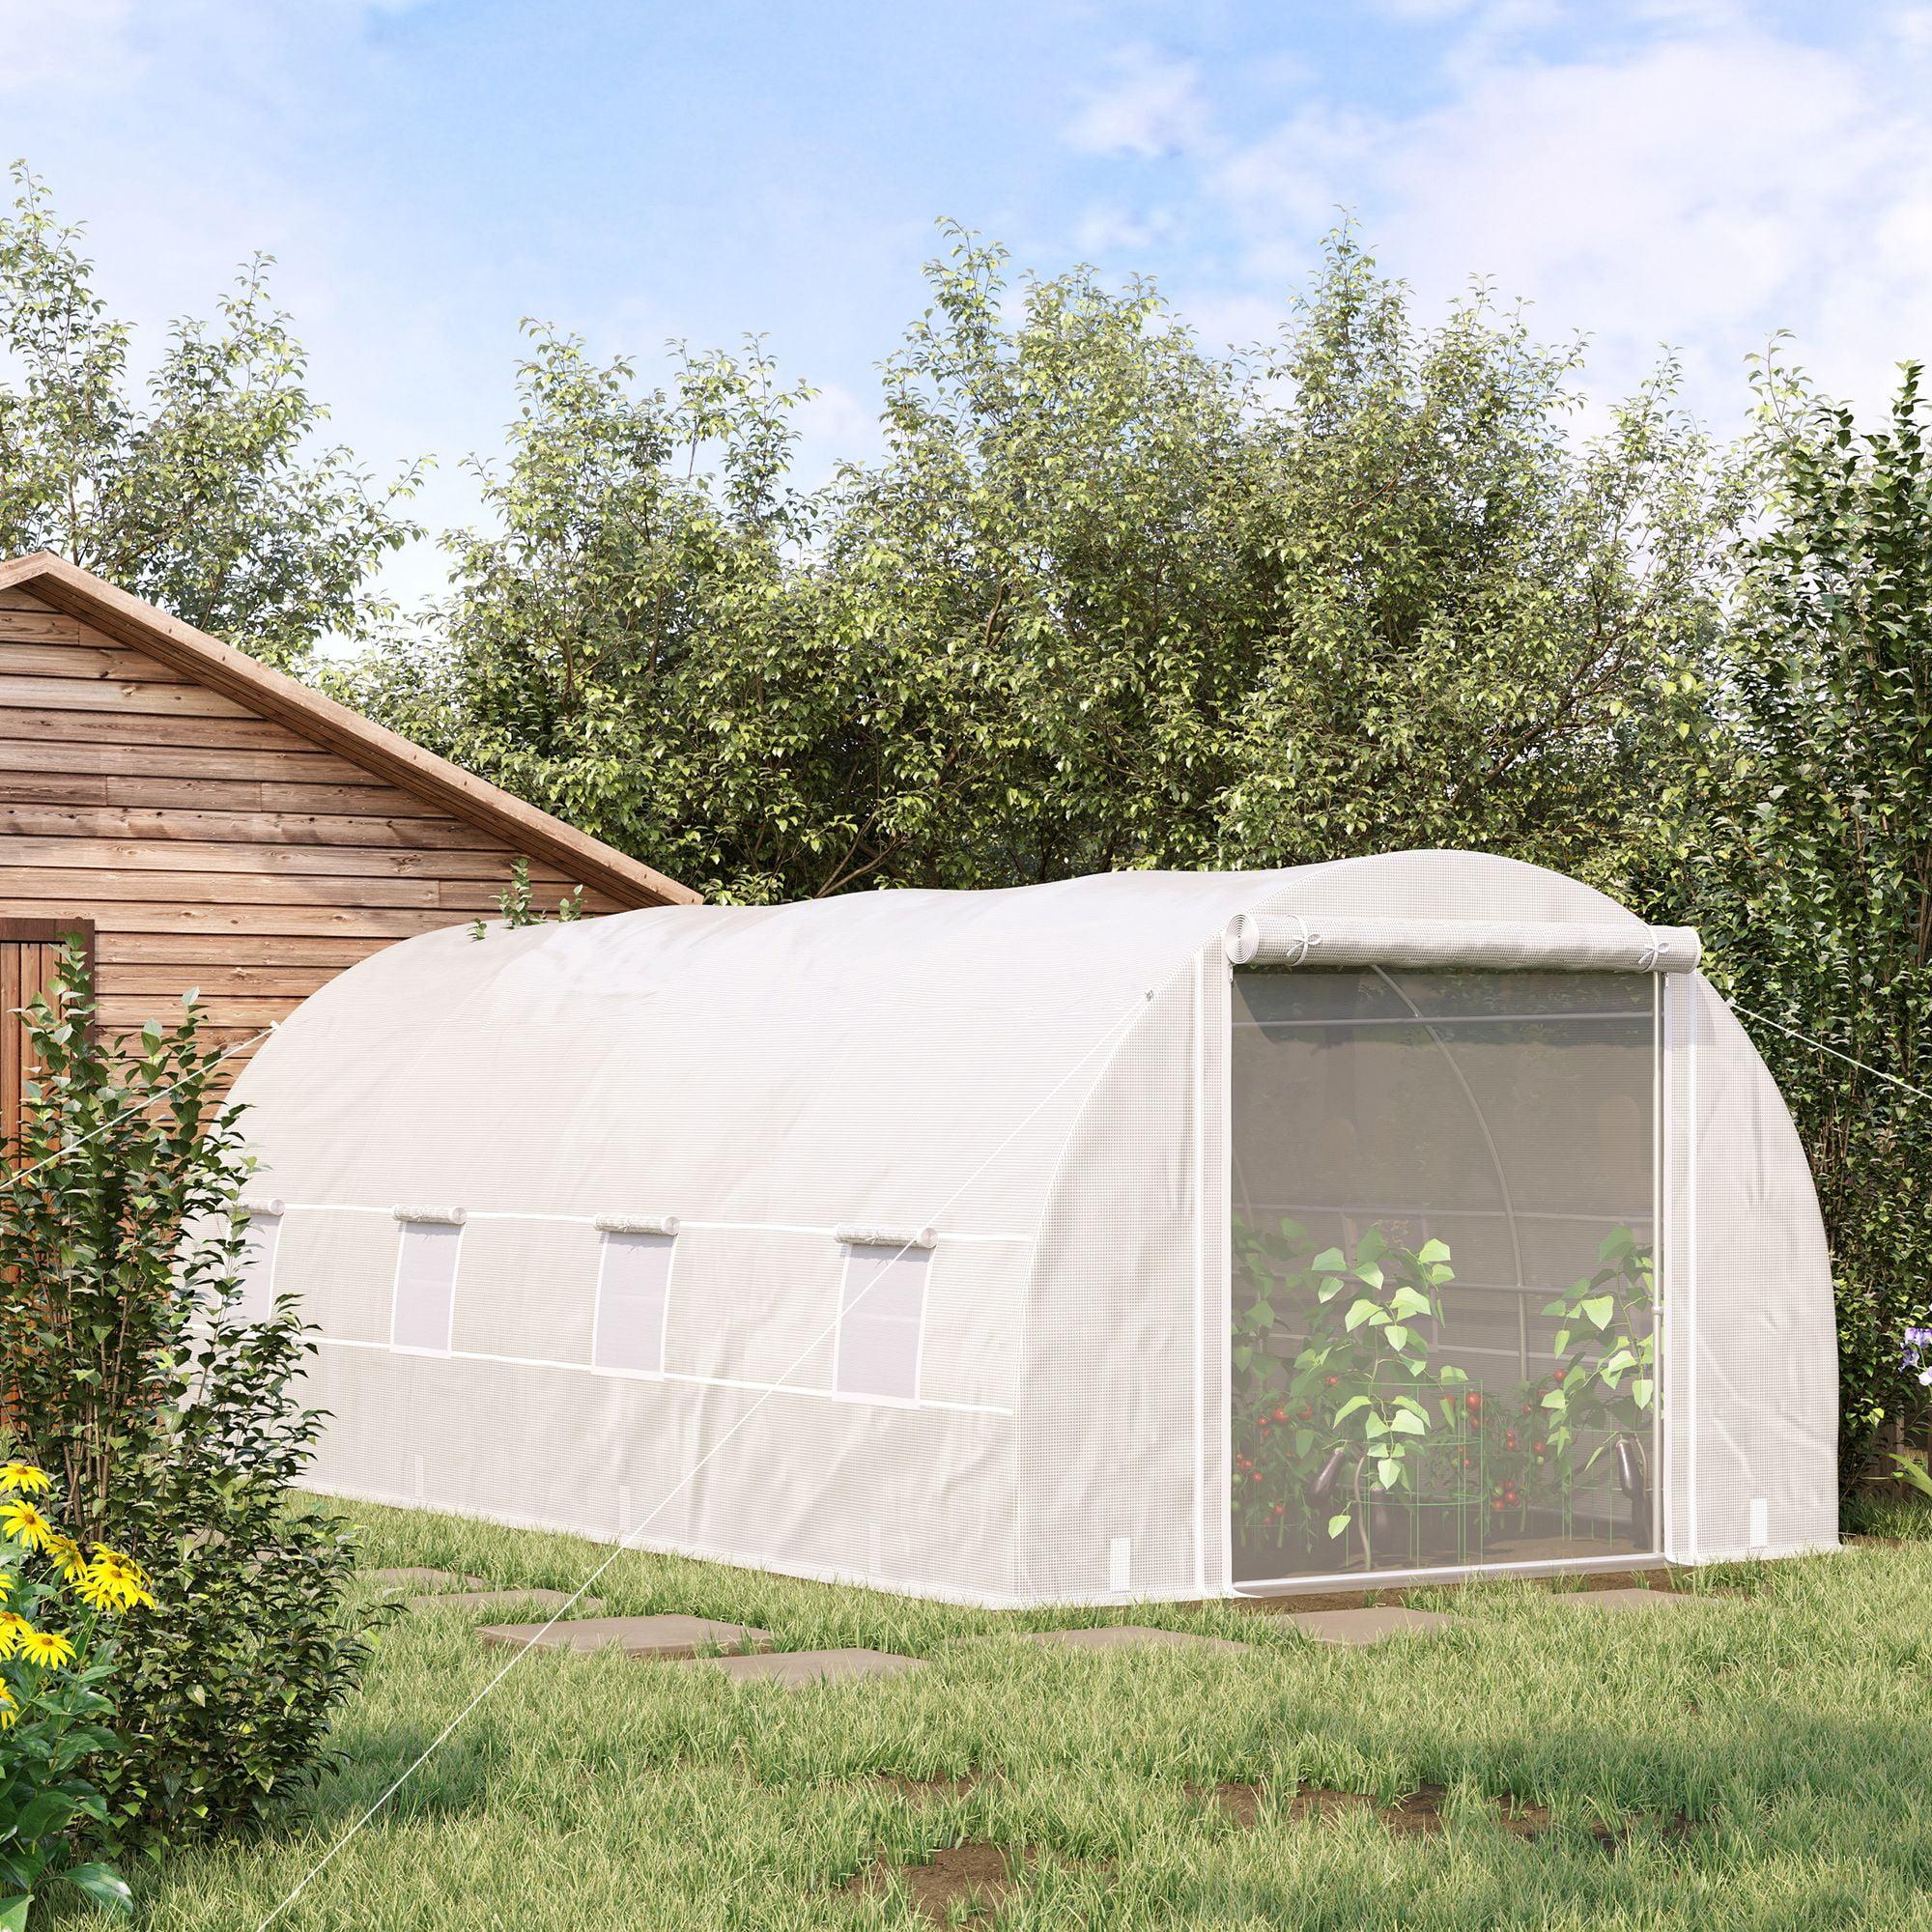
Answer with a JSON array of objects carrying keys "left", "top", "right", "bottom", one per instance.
[
  {"left": 1355, "top": 1227, "right": 1387, "bottom": 1264},
  {"left": 1542, "top": 1389, "right": 1567, "bottom": 1410},
  {"left": 1344, "top": 1298, "right": 1379, "bottom": 1331},
  {"left": 1352, "top": 1263, "right": 1384, "bottom": 1290},
  {"left": 1389, "top": 1285, "right": 1432, "bottom": 1321},
  {"left": 63, "top": 1864, "right": 132, "bottom": 1918},
  {"left": 1552, "top": 1328, "right": 1571, "bottom": 1356},
  {"left": 1327, "top": 1513, "right": 1353, "bottom": 1539},
  {"left": 1389, "top": 1408, "right": 1426, "bottom": 1435},
  {"left": 1383, "top": 1323, "right": 1410, "bottom": 1352},
  {"left": 0, "top": 1896, "right": 30, "bottom": 1932},
  {"left": 1310, "top": 1248, "right": 1345, "bottom": 1274},
  {"left": 1416, "top": 1237, "right": 1452, "bottom": 1264},
  {"left": 13, "top": 1790, "right": 75, "bottom": 1843},
  {"left": 1377, "top": 1457, "right": 1404, "bottom": 1491},
  {"left": 1333, "top": 1395, "right": 1371, "bottom": 1422},
  {"left": 1581, "top": 1295, "right": 1615, "bottom": 1330},
  {"left": 1630, "top": 1378, "right": 1655, "bottom": 1409}
]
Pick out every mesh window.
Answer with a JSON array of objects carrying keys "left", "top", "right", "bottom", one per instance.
[
  {"left": 1231, "top": 968, "right": 1658, "bottom": 1583},
  {"left": 835, "top": 1246, "right": 930, "bottom": 1401},
  {"left": 233, "top": 1211, "right": 282, "bottom": 1323},
  {"left": 391, "top": 1222, "right": 463, "bottom": 1355},
  {"left": 593, "top": 1231, "right": 675, "bottom": 1376}
]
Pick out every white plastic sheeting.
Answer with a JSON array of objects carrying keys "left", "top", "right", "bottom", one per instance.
[{"left": 229, "top": 851, "right": 1837, "bottom": 1605}]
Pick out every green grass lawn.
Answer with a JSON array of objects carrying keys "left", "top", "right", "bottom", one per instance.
[{"left": 57, "top": 1504, "right": 1932, "bottom": 1931}]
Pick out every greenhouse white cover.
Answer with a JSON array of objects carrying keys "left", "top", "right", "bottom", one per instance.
[{"left": 230, "top": 851, "right": 1838, "bottom": 1606}]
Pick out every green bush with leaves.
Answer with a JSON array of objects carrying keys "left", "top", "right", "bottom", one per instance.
[
  {"left": 1677, "top": 356, "right": 1932, "bottom": 1486},
  {"left": 0, "top": 947, "right": 371, "bottom": 1851},
  {"left": 0, "top": 1463, "right": 152, "bottom": 1928}
]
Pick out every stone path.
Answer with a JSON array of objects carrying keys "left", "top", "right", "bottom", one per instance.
[
  {"left": 364, "top": 1567, "right": 486, "bottom": 1592},
  {"left": 1278, "top": 1605, "right": 1456, "bottom": 1645},
  {"left": 414, "top": 1587, "right": 605, "bottom": 1614},
  {"left": 1545, "top": 1586, "right": 1687, "bottom": 1612},
  {"left": 476, "top": 1613, "right": 771, "bottom": 1658}
]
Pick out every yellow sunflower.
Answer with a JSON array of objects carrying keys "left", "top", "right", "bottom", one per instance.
[
  {"left": 43, "top": 1533, "right": 86, "bottom": 1582},
  {"left": 0, "top": 1683, "right": 15, "bottom": 1729},
  {"left": 0, "top": 1501, "right": 52, "bottom": 1551},
  {"left": 82, "top": 1547, "right": 154, "bottom": 1611},
  {"left": 0, "top": 1612, "right": 35, "bottom": 1660},
  {"left": 0, "top": 1463, "right": 51, "bottom": 1496},
  {"left": 18, "top": 1627, "right": 74, "bottom": 1668}
]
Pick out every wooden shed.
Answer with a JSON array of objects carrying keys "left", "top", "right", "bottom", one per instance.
[{"left": 0, "top": 552, "right": 695, "bottom": 1127}]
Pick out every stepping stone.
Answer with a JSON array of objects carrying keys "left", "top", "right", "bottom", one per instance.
[
  {"left": 412, "top": 1588, "right": 605, "bottom": 1614},
  {"left": 1548, "top": 1587, "right": 1686, "bottom": 1611},
  {"left": 1016, "top": 1625, "right": 1251, "bottom": 1653},
  {"left": 1281, "top": 1606, "right": 1454, "bottom": 1646},
  {"left": 475, "top": 1613, "right": 772, "bottom": 1658},
  {"left": 364, "top": 1567, "right": 487, "bottom": 1592},
  {"left": 693, "top": 1647, "right": 926, "bottom": 1687}
]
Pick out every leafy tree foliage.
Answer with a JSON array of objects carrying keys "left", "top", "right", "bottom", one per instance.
[
  {"left": 1681, "top": 356, "right": 1932, "bottom": 1482},
  {"left": 0, "top": 166, "right": 419, "bottom": 669},
  {"left": 342, "top": 227, "right": 1725, "bottom": 904}
]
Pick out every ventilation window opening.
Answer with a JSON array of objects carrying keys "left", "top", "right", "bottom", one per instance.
[
  {"left": 592, "top": 1229, "right": 677, "bottom": 1377},
  {"left": 390, "top": 1215, "right": 465, "bottom": 1356},
  {"left": 231, "top": 1201, "right": 283, "bottom": 1324},
  {"left": 834, "top": 1242, "right": 933, "bottom": 1403}
]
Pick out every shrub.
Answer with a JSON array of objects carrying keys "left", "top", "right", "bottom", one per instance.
[
  {"left": 0, "top": 1460, "right": 151, "bottom": 1926},
  {"left": 0, "top": 945, "right": 372, "bottom": 1850}
]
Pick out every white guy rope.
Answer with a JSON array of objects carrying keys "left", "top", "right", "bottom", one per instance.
[
  {"left": 1730, "top": 1005, "right": 1932, "bottom": 1105},
  {"left": 3, "top": 1024, "right": 278, "bottom": 1187},
  {"left": 249, "top": 992, "right": 1153, "bottom": 1932}
]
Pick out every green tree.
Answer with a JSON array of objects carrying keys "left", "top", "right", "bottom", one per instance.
[
  {"left": 1681, "top": 355, "right": 1932, "bottom": 1483},
  {"left": 342, "top": 226, "right": 1725, "bottom": 903},
  {"left": 333, "top": 323, "right": 840, "bottom": 902},
  {"left": 1215, "top": 236, "right": 1731, "bottom": 891},
  {"left": 0, "top": 165, "right": 420, "bottom": 669}
]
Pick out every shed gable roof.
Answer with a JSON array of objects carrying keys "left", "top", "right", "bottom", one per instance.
[{"left": 0, "top": 553, "right": 696, "bottom": 910}]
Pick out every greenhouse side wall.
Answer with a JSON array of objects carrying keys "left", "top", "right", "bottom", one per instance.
[
  {"left": 1672, "top": 975, "right": 1838, "bottom": 1560},
  {"left": 1018, "top": 955, "right": 1220, "bottom": 1605}
]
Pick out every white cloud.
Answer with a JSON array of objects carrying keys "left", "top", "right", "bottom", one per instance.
[
  {"left": 1066, "top": 43, "right": 1212, "bottom": 159},
  {"left": 1179, "top": 11, "right": 1932, "bottom": 423}
]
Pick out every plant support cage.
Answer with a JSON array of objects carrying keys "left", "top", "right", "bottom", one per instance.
[{"left": 231, "top": 852, "right": 1837, "bottom": 1605}]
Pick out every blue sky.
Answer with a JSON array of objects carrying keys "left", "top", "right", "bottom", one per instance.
[{"left": 3, "top": 0, "right": 1929, "bottom": 604}]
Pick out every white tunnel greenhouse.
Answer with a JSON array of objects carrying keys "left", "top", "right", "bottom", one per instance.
[{"left": 229, "top": 851, "right": 1838, "bottom": 1606}]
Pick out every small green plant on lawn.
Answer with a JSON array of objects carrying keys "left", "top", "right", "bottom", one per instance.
[
  {"left": 0, "top": 945, "right": 371, "bottom": 1852},
  {"left": 0, "top": 1462, "right": 154, "bottom": 1929}
]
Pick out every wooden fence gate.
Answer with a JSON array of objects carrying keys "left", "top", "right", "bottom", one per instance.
[{"left": 2, "top": 918, "right": 92, "bottom": 1165}]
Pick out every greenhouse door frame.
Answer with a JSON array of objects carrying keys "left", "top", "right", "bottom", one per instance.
[{"left": 1217, "top": 961, "right": 1673, "bottom": 1599}]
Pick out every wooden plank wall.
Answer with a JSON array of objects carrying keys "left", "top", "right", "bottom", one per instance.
[{"left": 0, "top": 587, "right": 628, "bottom": 1091}]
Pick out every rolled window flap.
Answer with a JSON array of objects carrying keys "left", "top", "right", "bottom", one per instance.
[
  {"left": 237, "top": 1194, "right": 285, "bottom": 1218},
  {"left": 594, "top": 1212, "right": 681, "bottom": 1237},
  {"left": 1223, "top": 912, "right": 1701, "bottom": 975},
  {"left": 836, "top": 1223, "right": 939, "bottom": 1251},
  {"left": 392, "top": 1205, "right": 468, "bottom": 1227}
]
